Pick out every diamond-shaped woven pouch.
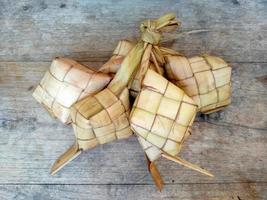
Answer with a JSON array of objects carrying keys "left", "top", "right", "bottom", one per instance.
[
  {"left": 130, "top": 69, "right": 197, "bottom": 160},
  {"left": 165, "top": 55, "right": 232, "bottom": 114},
  {"left": 70, "top": 87, "right": 132, "bottom": 150},
  {"left": 32, "top": 57, "right": 111, "bottom": 124}
]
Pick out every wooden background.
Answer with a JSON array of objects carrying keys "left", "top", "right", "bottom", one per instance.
[{"left": 0, "top": 0, "right": 266, "bottom": 199}]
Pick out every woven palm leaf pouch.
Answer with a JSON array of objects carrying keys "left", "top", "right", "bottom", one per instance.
[
  {"left": 165, "top": 55, "right": 232, "bottom": 114},
  {"left": 130, "top": 69, "right": 213, "bottom": 190},
  {"left": 131, "top": 69, "right": 197, "bottom": 157},
  {"left": 32, "top": 57, "right": 111, "bottom": 124}
]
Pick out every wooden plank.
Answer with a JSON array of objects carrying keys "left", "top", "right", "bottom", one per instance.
[
  {"left": 0, "top": 61, "right": 266, "bottom": 185},
  {"left": 0, "top": 183, "right": 266, "bottom": 200},
  {"left": 1, "top": 0, "right": 266, "bottom": 198},
  {"left": 1, "top": 121, "right": 266, "bottom": 184},
  {"left": 0, "top": 0, "right": 266, "bottom": 62}
]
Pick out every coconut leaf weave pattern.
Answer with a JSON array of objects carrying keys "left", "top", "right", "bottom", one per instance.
[
  {"left": 71, "top": 88, "right": 132, "bottom": 150},
  {"left": 165, "top": 55, "right": 231, "bottom": 113},
  {"left": 130, "top": 69, "right": 197, "bottom": 160},
  {"left": 32, "top": 57, "right": 111, "bottom": 123}
]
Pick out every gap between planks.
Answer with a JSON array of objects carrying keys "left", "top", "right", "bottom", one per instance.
[
  {"left": 0, "top": 181, "right": 266, "bottom": 186},
  {"left": 1, "top": 61, "right": 267, "bottom": 64}
]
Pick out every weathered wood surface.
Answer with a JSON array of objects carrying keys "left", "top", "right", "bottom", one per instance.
[
  {"left": 1, "top": 61, "right": 266, "bottom": 199},
  {"left": 0, "top": 183, "right": 266, "bottom": 200},
  {"left": 0, "top": 0, "right": 267, "bottom": 62},
  {"left": 0, "top": 0, "right": 267, "bottom": 199}
]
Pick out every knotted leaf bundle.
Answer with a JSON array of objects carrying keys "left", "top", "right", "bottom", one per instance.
[
  {"left": 32, "top": 13, "right": 233, "bottom": 191},
  {"left": 51, "top": 13, "right": 188, "bottom": 181}
]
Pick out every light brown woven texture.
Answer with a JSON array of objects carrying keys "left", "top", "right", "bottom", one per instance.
[
  {"left": 32, "top": 57, "right": 111, "bottom": 124},
  {"left": 165, "top": 55, "right": 232, "bottom": 114},
  {"left": 71, "top": 87, "right": 132, "bottom": 150},
  {"left": 130, "top": 69, "right": 197, "bottom": 161}
]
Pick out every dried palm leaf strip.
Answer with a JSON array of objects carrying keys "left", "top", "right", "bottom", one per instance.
[{"left": 99, "top": 40, "right": 165, "bottom": 97}]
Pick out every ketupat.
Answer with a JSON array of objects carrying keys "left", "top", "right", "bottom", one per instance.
[
  {"left": 131, "top": 69, "right": 197, "bottom": 158},
  {"left": 130, "top": 69, "right": 213, "bottom": 190},
  {"left": 164, "top": 55, "right": 232, "bottom": 113},
  {"left": 32, "top": 57, "right": 111, "bottom": 124}
]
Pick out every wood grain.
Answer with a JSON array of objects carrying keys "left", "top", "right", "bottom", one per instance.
[
  {"left": 0, "top": 0, "right": 267, "bottom": 199},
  {"left": 0, "top": 62, "right": 266, "bottom": 195},
  {"left": 0, "top": 0, "right": 266, "bottom": 62},
  {"left": 0, "top": 183, "right": 266, "bottom": 200}
]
